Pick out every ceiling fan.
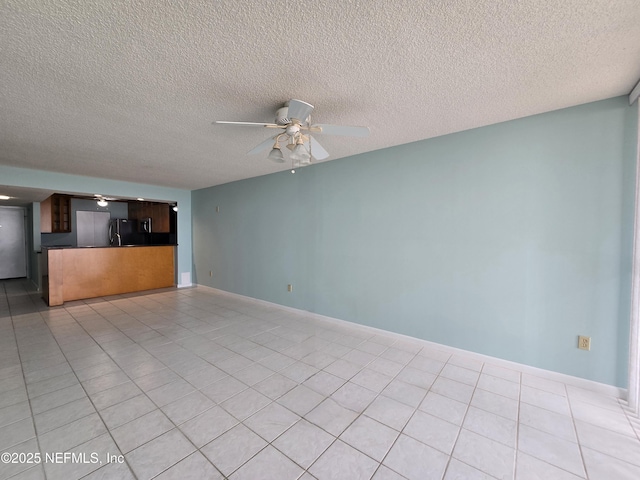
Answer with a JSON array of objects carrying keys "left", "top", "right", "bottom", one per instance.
[{"left": 215, "top": 99, "right": 370, "bottom": 168}]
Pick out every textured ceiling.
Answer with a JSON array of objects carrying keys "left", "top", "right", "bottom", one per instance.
[
  {"left": 1, "top": 0, "right": 639, "bottom": 190},
  {"left": 0, "top": 185, "right": 52, "bottom": 206}
]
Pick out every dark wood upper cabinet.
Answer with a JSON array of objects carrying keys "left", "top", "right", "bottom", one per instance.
[
  {"left": 40, "top": 194, "right": 71, "bottom": 233},
  {"left": 152, "top": 203, "right": 170, "bottom": 233},
  {"left": 128, "top": 201, "right": 170, "bottom": 233}
]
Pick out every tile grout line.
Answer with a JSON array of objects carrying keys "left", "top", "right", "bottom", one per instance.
[
  {"left": 303, "top": 342, "right": 420, "bottom": 479},
  {"left": 77, "top": 296, "right": 293, "bottom": 479},
  {"left": 74, "top": 295, "right": 232, "bottom": 480},
  {"left": 5, "top": 280, "right": 47, "bottom": 479},
  {"left": 232, "top": 337, "right": 419, "bottom": 477},
  {"left": 96, "top": 307, "right": 238, "bottom": 480},
  {"left": 87, "top": 292, "right": 357, "bottom": 479},
  {"left": 565, "top": 382, "right": 590, "bottom": 480},
  {"left": 32, "top": 293, "right": 220, "bottom": 479},
  {"left": 224, "top": 337, "right": 398, "bottom": 477},
  {"left": 513, "top": 369, "right": 522, "bottom": 480},
  {"left": 37, "top": 300, "right": 145, "bottom": 480},
  {"left": 439, "top": 359, "right": 484, "bottom": 479}
]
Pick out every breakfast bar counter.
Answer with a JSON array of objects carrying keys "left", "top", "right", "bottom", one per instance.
[{"left": 42, "top": 245, "right": 175, "bottom": 306}]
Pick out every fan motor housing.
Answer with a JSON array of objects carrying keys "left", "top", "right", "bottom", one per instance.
[
  {"left": 285, "top": 124, "right": 300, "bottom": 136},
  {"left": 275, "top": 107, "right": 290, "bottom": 125}
]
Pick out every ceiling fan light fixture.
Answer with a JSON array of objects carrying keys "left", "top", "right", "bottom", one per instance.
[
  {"left": 267, "top": 146, "right": 285, "bottom": 163},
  {"left": 216, "top": 99, "right": 370, "bottom": 169},
  {"left": 290, "top": 143, "right": 310, "bottom": 163},
  {"left": 299, "top": 153, "right": 312, "bottom": 166},
  {"left": 97, "top": 199, "right": 108, "bottom": 207}
]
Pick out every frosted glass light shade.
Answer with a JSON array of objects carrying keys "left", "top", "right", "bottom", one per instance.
[
  {"left": 267, "top": 147, "right": 285, "bottom": 163},
  {"left": 290, "top": 144, "right": 310, "bottom": 163},
  {"left": 299, "top": 155, "right": 312, "bottom": 166}
]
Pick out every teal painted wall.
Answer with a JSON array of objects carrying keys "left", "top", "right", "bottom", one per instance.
[
  {"left": 0, "top": 166, "right": 192, "bottom": 286},
  {"left": 193, "top": 97, "right": 637, "bottom": 387}
]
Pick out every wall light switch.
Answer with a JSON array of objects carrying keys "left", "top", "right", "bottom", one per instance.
[
  {"left": 578, "top": 336, "right": 591, "bottom": 351},
  {"left": 287, "top": 284, "right": 293, "bottom": 292},
  {"left": 216, "top": 206, "right": 220, "bottom": 213}
]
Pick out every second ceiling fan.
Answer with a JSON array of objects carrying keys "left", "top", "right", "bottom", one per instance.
[{"left": 215, "top": 99, "right": 370, "bottom": 167}]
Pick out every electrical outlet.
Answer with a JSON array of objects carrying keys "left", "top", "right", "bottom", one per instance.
[
  {"left": 578, "top": 336, "right": 591, "bottom": 351},
  {"left": 216, "top": 206, "right": 220, "bottom": 213},
  {"left": 209, "top": 271, "right": 212, "bottom": 277},
  {"left": 287, "top": 284, "right": 293, "bottom": 292}
]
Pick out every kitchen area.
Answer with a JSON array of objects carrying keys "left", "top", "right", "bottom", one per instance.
[{"left": 40, "top": 194, "right": 178, "bottom": 306}]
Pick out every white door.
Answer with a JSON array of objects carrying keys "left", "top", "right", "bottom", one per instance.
[{"left": 0, "top": 207, "right": 27, "bottom": 279}]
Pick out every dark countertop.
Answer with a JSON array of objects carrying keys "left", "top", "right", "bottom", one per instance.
[{"left": 42, "top": 244, "right": 177, "bottom": 250}]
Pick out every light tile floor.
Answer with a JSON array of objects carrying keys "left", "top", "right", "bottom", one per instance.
[{"left": 1, "top": 279, "right": 640, "bottom": 480}]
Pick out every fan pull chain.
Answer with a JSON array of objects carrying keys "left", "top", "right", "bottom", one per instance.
[{"left": 308, "top": 115, "right": 312, "bottom": 163}]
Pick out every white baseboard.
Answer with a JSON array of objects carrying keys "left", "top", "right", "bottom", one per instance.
[
  {"left": 177, "top": 283, "right": 193, "bottom": 288},
  {"left": 195, "top": 284, "right": 627, "bottom": 400}
]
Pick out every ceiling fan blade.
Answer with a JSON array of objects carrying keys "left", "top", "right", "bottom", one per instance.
[
  {"left": 215, "top": 121, "right": 280, "bottom": 127},
  {"left": 287, "top": 99, "right": 314, "bottom": 123},
  {"left": 309, "top": 136, "right": 330, "bottom": 160},
  {"left": 311, "top": 124, "right": 370, "bottom": 137},
  {"left": 247, "top": 135, "right": 278, "bottom": 155}
]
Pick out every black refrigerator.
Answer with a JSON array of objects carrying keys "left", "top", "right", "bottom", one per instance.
[{"left": 108, "top": 218, "right": 140, "bottom": 246}]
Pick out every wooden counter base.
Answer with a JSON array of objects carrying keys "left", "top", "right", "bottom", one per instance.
[{"left": 43, "top": 246, "right": 175, "bottom": 306}]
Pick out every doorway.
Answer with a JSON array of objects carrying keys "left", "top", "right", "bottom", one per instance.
[{"left": 0, "top": 206, "right": 27, "bottom": 279}]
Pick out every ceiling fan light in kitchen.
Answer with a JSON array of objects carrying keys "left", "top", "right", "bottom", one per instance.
[{"left": 97, "top": 199, "right": 108, "bottom": 207}]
